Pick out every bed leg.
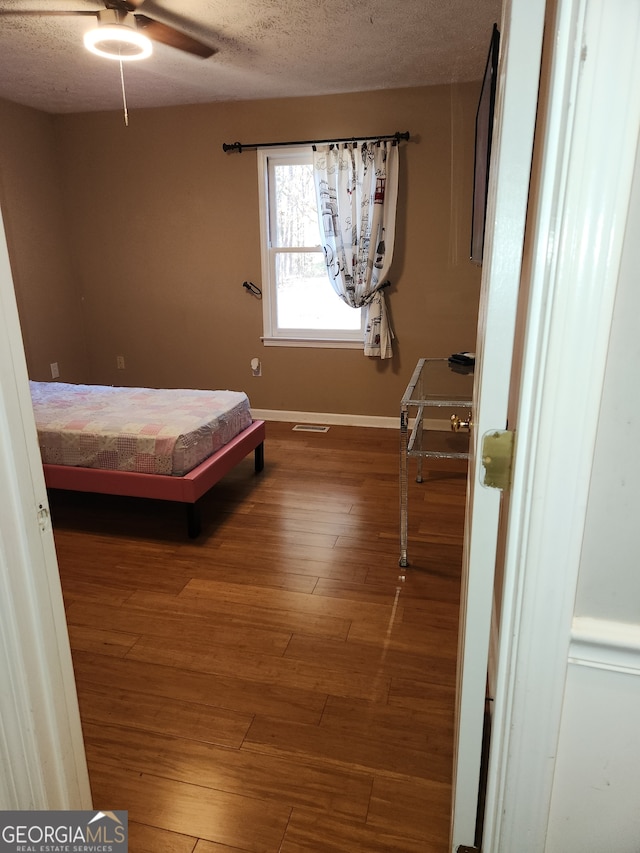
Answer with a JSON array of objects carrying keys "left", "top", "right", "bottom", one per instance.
[
  {"left": 255, "top": 441, "right": 264, "bottom": 473},
  {"left": 186, "top": 503, "right": 201, "bottom": 538}
]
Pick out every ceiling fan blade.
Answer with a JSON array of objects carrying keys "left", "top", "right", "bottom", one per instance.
[
  {"left": 104, "top": 0, "right": 147, "bottom": 10},
  {"left": 0, "top": 10, "right": 97, "bottom": 17},
  {"left": 134, "top": 14, "right": 215, "bottom": 58}
]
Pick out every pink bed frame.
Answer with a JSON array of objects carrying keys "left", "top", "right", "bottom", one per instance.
[{"left": 42, "top": 419, "right": 265, "bottom": 537}]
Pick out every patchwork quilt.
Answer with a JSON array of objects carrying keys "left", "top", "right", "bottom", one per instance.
[{"left": 30, "top": 381, "right": 253, "bottom": 476}]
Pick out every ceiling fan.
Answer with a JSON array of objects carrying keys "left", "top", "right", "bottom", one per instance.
[{"left": 0, "top": 0, "right": 216, "bottom": 60}]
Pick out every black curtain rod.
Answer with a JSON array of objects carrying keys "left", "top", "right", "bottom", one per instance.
[{"left": 222, "top": 131, "right": 410, "bottom": 153}]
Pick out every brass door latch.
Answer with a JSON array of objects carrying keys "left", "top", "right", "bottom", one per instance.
[{"left": 481, "top": 429, "right": 515, "bottom": 491}]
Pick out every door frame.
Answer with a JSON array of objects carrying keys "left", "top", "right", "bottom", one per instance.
[{"left": 482, "top": 0, "right": 640, "bottom": 848}]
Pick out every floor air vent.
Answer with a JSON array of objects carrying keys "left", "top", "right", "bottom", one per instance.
[{"left": 292, "top": 424, "right": 330, "bottom": 433}]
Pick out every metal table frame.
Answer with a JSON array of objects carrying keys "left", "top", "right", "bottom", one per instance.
[{"left": 399, "top": 358, "right": 473, "bottom": 567}]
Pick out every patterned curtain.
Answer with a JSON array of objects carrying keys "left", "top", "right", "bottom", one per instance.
[{"left": 312, "top": 140, "right": 399, "bottom": 359}]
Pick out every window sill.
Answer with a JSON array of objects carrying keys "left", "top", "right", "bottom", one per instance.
[{"left": 261, "top": 337, "right": 363, "bottom": 349}]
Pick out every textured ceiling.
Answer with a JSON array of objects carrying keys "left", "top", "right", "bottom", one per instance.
[{"left": 0, "top": 0, "right": 503, "bottom": 114}]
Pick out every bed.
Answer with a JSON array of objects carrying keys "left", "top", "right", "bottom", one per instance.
[{"left": 30, "top": 381, "right": 265, "bottom": 537}]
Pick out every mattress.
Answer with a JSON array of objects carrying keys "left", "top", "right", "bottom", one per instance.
[{"left": 30, "top": 381, "right": 253, "bottom": 476}]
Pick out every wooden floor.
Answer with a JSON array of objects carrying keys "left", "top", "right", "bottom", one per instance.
[{"left": 51, "top": 421, "right": 468, "bottom": 853}]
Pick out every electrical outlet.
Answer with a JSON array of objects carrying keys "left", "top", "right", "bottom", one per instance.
[
  {"left": 116, "top": 355, "right": 125, "bottom": 370},
  {"left": 251, "top": 357, "right": 261, "bottom": 377},
  {"left": 50, "top": 362, "right": 59, "bottom": 379}
]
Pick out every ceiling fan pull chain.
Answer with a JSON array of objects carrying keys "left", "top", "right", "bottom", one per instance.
[{"left": 119, "top": 57, "right": 129, "bottom": 126}]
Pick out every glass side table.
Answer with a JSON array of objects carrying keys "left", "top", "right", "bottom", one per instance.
[{"left": 399, "top": 358, "right": 474, "bottom": 567}]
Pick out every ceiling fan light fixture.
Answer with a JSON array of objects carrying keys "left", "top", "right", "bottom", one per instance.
[{"left": 84, "top": 11, "right": 152, "bottom": 61}]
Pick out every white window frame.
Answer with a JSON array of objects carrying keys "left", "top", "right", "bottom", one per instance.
[{"left": 257, "top": 146, "right": 364, "bottom": 348}]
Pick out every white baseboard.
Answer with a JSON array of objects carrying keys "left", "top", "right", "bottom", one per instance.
[{"left": 252, "top": 408, "right": 451, "bottom": 431}]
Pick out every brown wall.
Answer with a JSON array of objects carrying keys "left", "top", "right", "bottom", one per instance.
[
  {"left": 0, "top": 99, "right": 87, "bottom": 382},
  {"left": 3, "top": 84, "right": 482, "bottom": 418}
]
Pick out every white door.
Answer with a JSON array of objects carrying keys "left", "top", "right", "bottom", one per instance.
[
  {"left": 0, "top": 205, "right": 91, "bottom": 809},
  {"left": 450, "top": 0, "right": 547, "bottom": 847}
]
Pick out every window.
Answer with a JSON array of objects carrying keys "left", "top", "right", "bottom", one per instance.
[{"left": 257, "top": 147, "right": 364, "bottom": 347}]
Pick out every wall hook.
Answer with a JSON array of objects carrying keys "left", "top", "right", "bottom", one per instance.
[{"left": 242, "top": 281, "right": 262, "bottom": 298}]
